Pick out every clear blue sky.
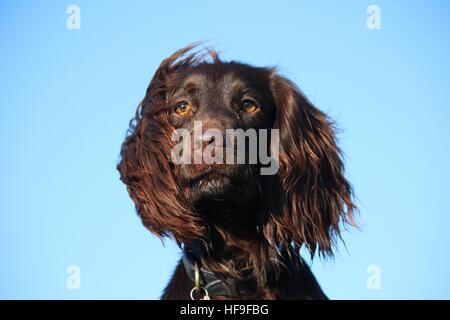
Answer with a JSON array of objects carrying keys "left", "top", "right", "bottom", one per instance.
[{"left": 1, "top": 0, "right": 449, "bottom": 299}]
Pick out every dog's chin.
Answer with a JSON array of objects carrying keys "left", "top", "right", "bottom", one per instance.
[
  {"left": 182, "top": 172, "right": 234, "bottom": 204},
  {"left": 179, "top": 164, "right": 260, "bottom": 207}
]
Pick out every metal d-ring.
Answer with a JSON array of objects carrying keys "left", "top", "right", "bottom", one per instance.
[
  {"left": 190, "top": 286, "right": 209, "bottom": 300},
  {"left": 189, "top": 262, "right": 209, "bottom": 300},
  {"left": 194, "top": 262, "right": 201, "bottom": 290}
]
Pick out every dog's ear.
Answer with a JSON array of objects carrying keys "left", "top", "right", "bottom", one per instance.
[
  {"left": 117, "top": 45, "right": 210, "bottom": 244},
  {"left": 264, "top": 72, "right": 356, "bottom": 256}
]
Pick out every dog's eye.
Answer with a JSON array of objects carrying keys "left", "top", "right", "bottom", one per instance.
[
  {"left": 241, "top": 99, "right": 258, "bottom": 113},
  {"left": 174, "top": 101, "right": 191, "bottom": 115}
]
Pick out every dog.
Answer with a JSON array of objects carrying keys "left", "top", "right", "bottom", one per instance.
[{"left": 117, "top": 44, "right": 356, "bottom": 299}]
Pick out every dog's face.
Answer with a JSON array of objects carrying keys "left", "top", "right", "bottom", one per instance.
[
  {"left": 167, "top": 63, "right": 275, "bottom": 205},
  {"left": 118, "top": 45, "right": 355, "bottom": 255}
]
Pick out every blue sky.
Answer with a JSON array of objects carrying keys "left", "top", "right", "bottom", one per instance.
[{"left": 1, "top": 0, "right": 449, "bottom": 299}]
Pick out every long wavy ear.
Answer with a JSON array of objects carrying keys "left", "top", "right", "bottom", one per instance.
[
  {"left": 264, "top": 72, "right": 356, "bottom": 257},
  {"left": 117, "top": 44, "right": 215, "bottom": 244}
]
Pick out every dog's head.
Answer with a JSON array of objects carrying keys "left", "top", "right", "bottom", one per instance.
[
  {"left": 167, "top": 58, "right": 277, "bottom": 207},
  {"left": 117, "top": 44, "right": 356, "bottom": 257}
]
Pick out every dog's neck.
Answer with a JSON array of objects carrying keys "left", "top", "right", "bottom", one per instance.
[
  {"left": 196, "top": 193, "right": 262, "bottom": 241},
  {"left": 186, "top": 194, "right": 279, "bottom": 277}
]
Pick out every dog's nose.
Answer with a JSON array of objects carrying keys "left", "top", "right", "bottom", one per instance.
[
  {"left": 191, "top": 124, "right": 226, "bottom": 166},
  {"left": 198, "top": 131, "right": 218, "bottom": 149},
  {"left": 193, "top": 127, "right": 224, "bottom": 151}
]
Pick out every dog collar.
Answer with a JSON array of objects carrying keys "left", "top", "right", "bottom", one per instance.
[{"left": 182, "top": 254, "right": 263, "bottom": 299}]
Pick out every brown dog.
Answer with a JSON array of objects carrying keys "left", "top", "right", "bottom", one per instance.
[{"left": 117, "top": 44, "right": 356, "bottom": 299}]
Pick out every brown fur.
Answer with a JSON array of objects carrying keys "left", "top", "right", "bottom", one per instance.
[{"left": 117, "top": 44, "right": 356, "bottom": 299}]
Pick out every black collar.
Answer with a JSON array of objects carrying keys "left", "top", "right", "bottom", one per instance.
[{"left": 182, "top": 254, "right": 264, "bottom": 298}]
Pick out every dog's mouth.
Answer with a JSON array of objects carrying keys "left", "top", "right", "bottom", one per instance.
[{"left": 182, "top": 167, "right": 233, "bottom": 198}]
